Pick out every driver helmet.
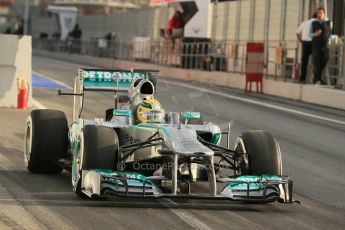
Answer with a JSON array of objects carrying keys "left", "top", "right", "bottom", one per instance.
[{"left": 137, "top": 98, "right": 165, "bottom": 123}]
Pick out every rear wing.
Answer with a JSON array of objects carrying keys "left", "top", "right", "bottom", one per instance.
[
  {"left": 72, "top": 68, "right": 159, "bottom": 121},
  {"left": 78, "top": 68, "right": 158, "bottom": 92}
]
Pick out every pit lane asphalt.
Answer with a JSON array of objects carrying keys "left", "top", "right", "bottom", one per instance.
[{"left": 0, "top": 56, "right": 344, "bottom": 229}]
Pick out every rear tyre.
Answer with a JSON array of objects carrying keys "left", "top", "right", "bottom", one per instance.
[
  {"left": 24, "top": 109, "right": 68, "bottom": 174},
  {"left": 235, "top": 130, "right": 282, "bottom": 175},
  {"left": 74, "top": 125, "right": 119, "bottom": 198}
]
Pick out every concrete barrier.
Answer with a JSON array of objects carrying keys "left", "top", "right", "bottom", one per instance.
[
  {"left": 0, "top": 35, "right": 32, "bottom": 108},
  {"left": 263, "top": 80, "right": 302, "bottom": 101},
  {"left": 302, "top": 85, "right": 345, "bottom": 110},
  {"left": 33, "top": 49, "right": 345, "bottom": 111}
]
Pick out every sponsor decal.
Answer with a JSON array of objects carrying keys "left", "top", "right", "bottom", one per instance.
[
  {"left": 125, "top": 134, "right": 142, "bottom": 144},
  {"left": 83, "top": 70, "right": 144, "bottom": 83},
  {"left": 82, "top": 70, "right": 144, "bottom": 88},
  {"left": 228, "top": 175, "right": 282, "bottom": 190},
  {"left": 96, "top": 169, "right": 154, "bottom": 186},
  {"left": 114, "top": 109, "right": 132, "bottom": 117},
  {"left": 184, "top": 112, "right": 201, "bottom": 119}
]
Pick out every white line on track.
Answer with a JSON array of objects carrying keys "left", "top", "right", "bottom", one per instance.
[
  {"left": 159, "top": 198, "right": 211, "bottom": 230},
  {"left": 31, "top": 71, "right": 71, "bottom": 109},
  {"left": 32, "top": 71, "right": 73, "bottom": 90},
  {"left": 166, "top": 80, "right": 345, "bottom": 126},
  {"left": 169, "top": 209, "right": 212, "bottom": 230},
  {"left": 32, "top": 99, "right": 47, "bottom": 109}
]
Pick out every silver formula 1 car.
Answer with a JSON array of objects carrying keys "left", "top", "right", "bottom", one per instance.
[{"left": 24, "top": 68, "right": 297, "bottom": 204}]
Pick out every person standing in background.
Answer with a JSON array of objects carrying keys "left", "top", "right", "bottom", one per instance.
[
  {"left": 70, "top": 24, "right": 82, "bottom": 39},
  {"left": 296, "top": 14, "right": 317, "bottom": 84},
  {"left": 165, "top": 10, "right": 184, "bottom": 37},
  {"left": 68, "top": 24, "right": 82, "bottom": 53},
  {"left": 165, "top": 10, "right": 184, "bottom": 49},
  {"left": 310, "top": 7, "right": 332, "bottom": 85}
]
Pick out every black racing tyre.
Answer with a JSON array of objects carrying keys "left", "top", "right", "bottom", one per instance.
[
  {"left": 81, "top": 125, "right": 119, "bottom": 170},
  {"left": 74, "top": 125, "right": 119, "bottom": 198},
  {"left": 236, "top": 130, "right": 282, "bottom": 175},
  {"left": 24, "top": 109, "right": 68, "bottom": 173}
]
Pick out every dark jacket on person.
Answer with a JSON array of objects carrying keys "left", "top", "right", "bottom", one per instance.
[
  {"left": 310, "top": 19, "right": 332, "bottom": 48},
  {"left": 70, "top": 26, "right": 82, "bottom": 39}
]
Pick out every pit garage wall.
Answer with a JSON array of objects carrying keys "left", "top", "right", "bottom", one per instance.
[
  {"left": 31, "top": 0, "right": 310, "bottom": 69},
  {"left": 212, "top": 0, "right": 305, "bottom": 42},
  {"left": 211, "top": 0, "right": 340, "bottom": 42},
  {"left": 32, "top": 9, "right": 158, "bottom": 42},
  {"left": 211, "top": 0, "right": 308, "bottom": 74},
  {"left": 30, "top": 0, "right": 308, "bottom": 42},
  {"left": 30, "top": 0, "right": 341, "bottom": 79},
  {"left": 0, "top": 35, "right": 32, "bottom": 108}
]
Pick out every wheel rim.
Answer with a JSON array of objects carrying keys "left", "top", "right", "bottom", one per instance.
[
  {"left": 234, "top": 137, "right": 249, "bottom": 175},
  {"left": 275, "top": 141, "right": 283, "bottom": 175},
  {"left": 24, "top": 117, "right": 32, "bottom": 167}
]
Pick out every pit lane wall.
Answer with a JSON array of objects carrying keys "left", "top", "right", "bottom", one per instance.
[
  {"left": 33, "top": 49, "right": 345, "bottom": 111},
  {"left": 0, "top": 35, "right": 32, "bottom": 108}
]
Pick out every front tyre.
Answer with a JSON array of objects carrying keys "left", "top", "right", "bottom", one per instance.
[
  {"left": 73, "top": 125, "right": 119, "bottom": 198},
  {"left": 235, "top": 130, "right": 282, "bottom": 175},
  {"left": 24, "top": 109, "right": 68, "bottom": 174}
]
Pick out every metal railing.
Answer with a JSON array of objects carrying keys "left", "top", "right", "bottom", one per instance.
[
  {"left": 33, "top": 38, "right": 344, "bottom": 88},
  {"left": 326, "top": 39, "right": 344, "bottom": 87}
]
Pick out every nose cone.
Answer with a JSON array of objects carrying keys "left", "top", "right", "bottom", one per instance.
[{"left": 161, "top": 127, "right": 214, "bottom": 156}]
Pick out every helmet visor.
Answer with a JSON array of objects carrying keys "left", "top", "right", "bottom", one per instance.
[
  {"left": 145, "top": 111, "right": 164, "bottom": 122},
  {"left": 151, "top": 103, "right": 162, "bottom": 110}
]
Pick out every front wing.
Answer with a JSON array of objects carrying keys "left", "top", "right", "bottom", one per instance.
[{"left": 81, "top": 169, "right": 297, "bottom": 204}]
